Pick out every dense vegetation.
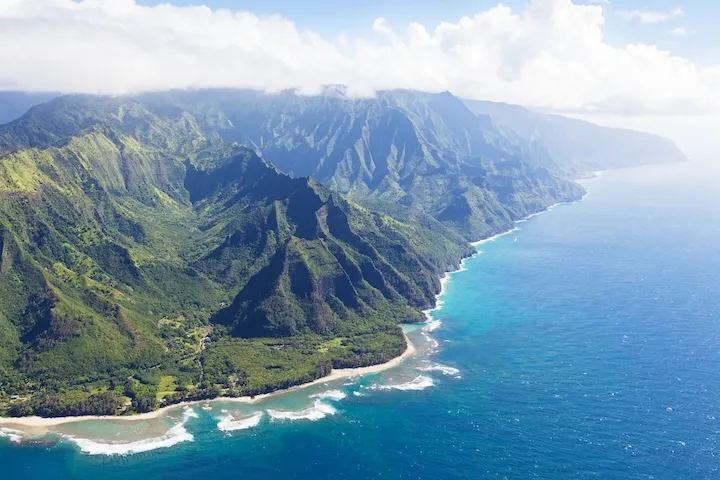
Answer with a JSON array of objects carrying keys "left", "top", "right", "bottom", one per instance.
[
  {"left": 0, "top": 89, "right": 682, "bottom": 417},
  {"left": 133, "top": 89, "right": 587, "bottom": 241},
  {"left": 0, "top": 92, "right": 474, "bottom": 416}
]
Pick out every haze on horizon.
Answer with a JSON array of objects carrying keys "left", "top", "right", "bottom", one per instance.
[{"left": 0, "top": 0, "right": 718, "bottom": 159}]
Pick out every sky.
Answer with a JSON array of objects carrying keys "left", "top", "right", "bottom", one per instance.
[
  {"left": 0, "top": 0, "right": 717, "bottom": 158},
  {"left": 133, "top": 0, "right": 719, "bottom": 65}
]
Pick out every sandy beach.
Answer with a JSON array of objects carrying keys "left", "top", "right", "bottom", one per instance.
[
  {"left": 0, "top": 331, "right": 416, "bottom": 429},
  {"left": 0, "top": 199, "right": 571, "bottom": 432}
]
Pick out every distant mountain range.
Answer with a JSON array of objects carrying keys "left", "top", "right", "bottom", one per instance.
[
  {"left": 0, "top": 89, "right": 686, "bottom": 416},
  {"left": 462, "top": 98, "right": 686, "bottom": 173},
  {"left": 0, "top": 92, "right": 59, "bottom": 126}
]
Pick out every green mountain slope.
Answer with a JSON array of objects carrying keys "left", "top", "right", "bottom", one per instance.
[
  {"left": 0, "top": 88, "right": 671, "bottom": 417},
  {"left": 0, "top": 97, "right": 473, "bottom": 416},
  {"left": 132, "top": 89, "right": 586, "bottom": 241}
]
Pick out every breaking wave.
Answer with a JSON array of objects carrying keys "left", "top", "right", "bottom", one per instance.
[
  {"left": 421, "top": 320, "right": 441, "bottom": 352},
  {"left": 422, "top": 320, "right": 442, "bottom": 333},
  {"left": 182, "top": 406, "right": 200, "bottom": 420},
  {"left": 471, "top": 227, "right": 519, "bottom": 244},
  {"left": 418, "top": 363, "right": 461, "bottom": 378},
  {"left": 309, "top": 389, "right": 347, "bottom": 401},
  {"left": 217, "top": 411, "right": 264, "bottom": 432},
  {"left": 63, "top": 406, "right": 198, "bottom": 456},
  {"left": 267, "top": 400, "right": 337, "bottom": 422},
  {"left": 369, "top": 375, "right": 434, "bottom": 391},
  {"left": 64, "top": 423, "right": 193, "bottom": 456},
  {"left": 0, "top": 427, "right": 23, "bottom": 443}
]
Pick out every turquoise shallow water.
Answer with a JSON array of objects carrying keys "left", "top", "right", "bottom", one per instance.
[{"left": 2, "top": 161, "right": 720, "bottom": 479}]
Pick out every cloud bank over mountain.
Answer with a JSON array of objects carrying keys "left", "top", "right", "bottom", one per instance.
[{"left": 0, "top": 0, "right": 718, "bottom": 118}]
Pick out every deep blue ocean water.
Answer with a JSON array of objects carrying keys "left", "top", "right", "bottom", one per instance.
[{"left": 2, "top": 161, "right": 720, "bottom": 479}]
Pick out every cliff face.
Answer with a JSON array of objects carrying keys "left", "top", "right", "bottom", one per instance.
[
  {"left": 134, "top": 89, "right": 586, "bottom": 241},
  {"left": 0, "top": 88, "right": 683, "bottom": 413},
  {"left": 0, "top": 93, "right": 470, "bottom": 406}
]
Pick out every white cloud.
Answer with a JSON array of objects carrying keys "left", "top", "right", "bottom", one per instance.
[
  {"left": 617, "top": 7, "right": 684, "bottom": 24},
  {"left": 0, "top": 0, "right": 718, "bottom": 118},
  {"left": 668, "top": 27, "right": 688, "bottom": 36}
]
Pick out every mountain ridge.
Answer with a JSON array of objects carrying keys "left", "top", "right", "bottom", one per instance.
[
  {"left": 129, "top": 88, "right": 586, "bottom": 241},
  {"left": 461, "top": 98, "right": 687, "bottom": 174},
  {"left": 0, "top": 96, "right": 475, "bottom": 416},
  {"left": 0, "top": 88, "right": 685, "bottom": 417}
]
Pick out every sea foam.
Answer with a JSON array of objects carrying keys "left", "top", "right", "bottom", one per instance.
[
  {"left": 267, "top": 400, "right": 337, "bottom": 422},
  {"left": 420, "top": 320, "right": 442, "bottom": 352},
  {"left": 64, "top": 406, "right": 198, "bottom": 456},
  {"left": 422, "top": 319, "right": 442, "bottom": 333},
  {"left": 0, "top": 427, "right": 23, "bottom": 443},
  {"left": 471, "top": 227, "right": 520, "bottom": 245},
  {"left": 217, "top": 411, "right": 264, "bottom": 432},
  {"left": 182, "top": 406, "right": 200, "bottom": 420},
  {"left": 309, "top": 389, "right": 347, "bottom": 401},
  {"left": 370, "top": 375, "right": 434, "bottom": 391},
  {"left": 64, "top": 423, "right": 193, "bottom": 456},
  {"left": 418, "top": 363, "right": 461, "bottom": 377}
]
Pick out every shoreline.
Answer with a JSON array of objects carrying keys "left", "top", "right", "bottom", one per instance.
[
  {"left": 0, "top": 331, "right": 416, "bottom": 429},
  {"left": 427, "top": 198, "right": 583, "bottom": 321},
  {"left": 0, "top": 197, "right": 579, "bottom": 432}
]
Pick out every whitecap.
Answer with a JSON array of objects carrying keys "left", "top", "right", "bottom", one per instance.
[
  {"left": 418, "top": 363, "right": 461, "bottom": 377},
  {"left": 471, "top": 227, "right": 519, "bottom": 246},
  {"left": 370, "top": 375, "right": 434, "bottom": 391},
  {"left": 352, "top": 391, "right": 368, "bottom": 397},
  {"left": 0, "top": 427, "right": 23, "bottom": 443},
  {"left": 64, "top": 423, "right": 193, "bottom": 456},
  {"left": 201, "top": 403, "right": 212, "bottom": 411},
  {"left": 182, "top": 406, "right": 200, "bottom": 420},
  {"left": 420, "top": 320, "right": 442, "bottom": 353},
  {"left": 267, "top": 400, "right": 337, "bottom": 422},
  {"left": 309, "top": 389, "right": 347, "bottom": 401},
  {"left": 64, "top": 405, "right": 199, "bottom": 456},
  {"left": 422, "top": 320, "right": 442, "bottom": 333},
  {"left": 217, "top": 412, "right": 264, "bottom": 432}
]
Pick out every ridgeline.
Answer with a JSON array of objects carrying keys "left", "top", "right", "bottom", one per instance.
[{"left": 0, "top": 89, "right": 684, "bottom": 417}]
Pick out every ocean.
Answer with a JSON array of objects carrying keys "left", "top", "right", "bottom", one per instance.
[{"left": 2, "top": 160, "right": 719, "bottom": 479}]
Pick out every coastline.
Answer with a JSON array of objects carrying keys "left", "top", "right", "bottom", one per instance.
[
  {"left": 0, "top": 331, "right": 416, "bottom": 429},
  {"left": 470, "top": 227, "right": 519, "bottom": 247},
  {"left": 0, "top": 197, "right": 579, "bottom": 432},
  {"left": 427, "top": 198, "right": 585, "bottom": 322}
]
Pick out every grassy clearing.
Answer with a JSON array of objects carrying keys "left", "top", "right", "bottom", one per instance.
[
  {"left": 317, "top": 337, "right": 344, "bottom": 354},
  {"left": 156, "top": 376, "right": 177, "bottom": 400}
]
